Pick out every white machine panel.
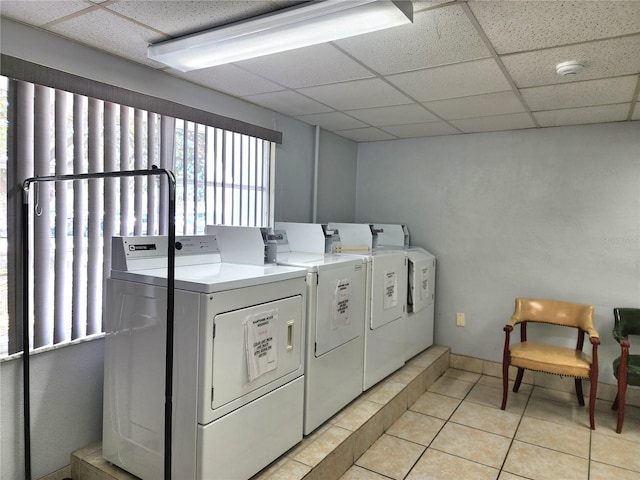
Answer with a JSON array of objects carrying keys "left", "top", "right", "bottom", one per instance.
[
  {"left": 406, "top": 247, "right": 436, "bottom": 360},
  {"left": 327, "top": 222, "right": 373, "bottom": 252},
  {"left": 273, "top": 223, "right": 367, "bottom": 434},
  {"left": 371, "top": 224, "right": 437, "bottom": 361},
  {"left": 408, "top": 249, "right": 435, "bottom": 313},
  {"left": 206, "top": 225, "right": 277, "bottom": 265},
  {"left": 275, "top": 221, "right": 327, "bottom": 254},
  {"left": 369, "top": 252, "right": 407, "bottom": 330},
  {"left": 372, "top": 223, "right": 410, "bottom": 248},
  {"left": 197, "top": 378, "right": 304, "bottom": 480},
  {"left": 103, "top": 281, "right": 201, "bottom": 480},
  {"left": 314, "top": 260, "right": 364, "bottom": 356},
  {"left": 211, "top": 295, "right": 303, "bottom": 409},
  {"left": 326, "top": 223, "right": 408, "bottom": 390}
]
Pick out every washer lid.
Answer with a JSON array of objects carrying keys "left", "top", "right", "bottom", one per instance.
[{"left": 110, "top": 262, "right": 306, "bottom": 293}]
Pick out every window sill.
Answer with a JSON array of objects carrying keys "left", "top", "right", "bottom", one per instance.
[{"left": 0, "top": 333, "right": 105, "bottom": 364}]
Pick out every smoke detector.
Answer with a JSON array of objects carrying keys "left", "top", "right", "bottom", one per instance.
[{"left": 556, "top": 61, "right": 585, "bottom": 76}]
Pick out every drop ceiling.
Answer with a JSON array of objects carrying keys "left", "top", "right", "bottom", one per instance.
[{"left": 1, "top": 0, "right": 639, "bottom": 142}]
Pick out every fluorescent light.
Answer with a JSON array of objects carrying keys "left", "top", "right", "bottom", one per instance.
[{"left": 148, "top": 0, "right": 413, "bottom": 72}]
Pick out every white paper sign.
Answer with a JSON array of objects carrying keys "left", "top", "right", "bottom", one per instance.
[
  {"left": 383, "top": 271, "right": 398, "bottom": 310},
  {"left": 420, "top": 267, "right": 429, "bottom": 301},
  {"left": 245, "top": 309, "right": 278, "bottom": 382},
  {"left": 333, "top": 279, "right": 351, "bottom": 330}
]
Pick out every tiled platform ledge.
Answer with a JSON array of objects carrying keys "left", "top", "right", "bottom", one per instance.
[
  {"left": 252, "top": 345, "right": 450, "bottom": 480},
  {"left": 70, "top": 345, "right": 450, "bottom": 480}
]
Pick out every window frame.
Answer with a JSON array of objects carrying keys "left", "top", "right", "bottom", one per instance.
[{"left": 0, "top": 56, "right": 282, "bottom": 356}]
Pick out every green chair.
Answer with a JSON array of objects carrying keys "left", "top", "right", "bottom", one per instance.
[{"left": 612, "top": 307, "right": 640, "bottom": 433}]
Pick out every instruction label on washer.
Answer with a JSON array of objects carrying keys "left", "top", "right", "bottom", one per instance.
[
  {"left": 383, "top": 271, "right": 398, "bottom": 310},
  {"left": 245, "top": 309, "right": 278, "bottom": 382},
  {"left": 333, "top": 279, "right": 352, "bottom": 330}
]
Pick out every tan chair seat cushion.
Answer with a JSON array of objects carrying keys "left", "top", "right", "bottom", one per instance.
[{"left": 510, "top": 342, "right": 592, "bottom": 378}]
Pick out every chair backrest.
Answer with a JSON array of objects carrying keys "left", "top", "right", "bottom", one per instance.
[
  {"left": 613, "top": 308, "right": 640, "bottom": 339},
  {"left": 512, "top": 298, "right": 595, "bottom": 331}
]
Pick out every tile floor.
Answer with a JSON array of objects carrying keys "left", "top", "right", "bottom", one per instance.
[{"left": 340, "top": 369, "right": 640, "bottom": 480}]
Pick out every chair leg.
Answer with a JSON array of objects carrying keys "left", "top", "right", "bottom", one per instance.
[
  {"left": 501, "top": 362, "right": 509, "bottom": 410},
  {"left": 513, "top": 368, "right": 524, "bottom": 393},
  {"left": 617, "top": 382, "right": 627, "bottom": 434},
  {"left": 589, "top": 376, "right": 597, "bottom": 430},
  {"left": 612, "top": 393, "right": 619, "bottom": 411},
  {"left": 575, "top": 378, "right": 585, "bottom": 407}
]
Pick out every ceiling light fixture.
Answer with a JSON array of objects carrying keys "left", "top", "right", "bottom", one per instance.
[
  {"left": 555, "top": 61, "right": 585, "bottom": 76},
  {"left": 147, "top": 0, "right": 413, "bottom": 72}
]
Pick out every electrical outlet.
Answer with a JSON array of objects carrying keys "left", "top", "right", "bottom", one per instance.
[{"left": 456, "top": 312, "right": 465, "bottom": 327}]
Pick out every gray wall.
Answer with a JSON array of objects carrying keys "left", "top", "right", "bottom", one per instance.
[
  {"left": 1, "top": 340, "right": 104, "bottom": 479},
  {"left": 355, "top": 122, "right": 640, "bottom": 384},
  {"left": 274, "top": 114, "right": 316, "bottom": 222},
  {"left": 317, "top": 130, "right": 358, "bottom": 223},
  {"left": 273, "top": 125, "right": 359, "bottom": 224}
]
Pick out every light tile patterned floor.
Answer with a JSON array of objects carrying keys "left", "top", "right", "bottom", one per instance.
[{"left": 341, "top": 369, "right": 640, "bottom": 480}]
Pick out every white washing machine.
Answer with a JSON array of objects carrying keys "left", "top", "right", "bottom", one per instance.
[
  {"left": 373, "top": 224, "right": 436, "bottom": 360},
  {"left": 102, "top": 235, "right": 307, "bottom": 480},
  {"left": 327, "top": 223, "right": 408, "bottom": 390},
  {"left": 274, "top": 222, "right": 366, "bottom": 434}
]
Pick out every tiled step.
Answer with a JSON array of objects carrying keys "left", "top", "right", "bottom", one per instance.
[{"left": 71, "top": 345, "right": 450, "bottom": 480}]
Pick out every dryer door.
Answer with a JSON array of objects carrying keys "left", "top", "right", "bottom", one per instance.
[
  {"left": 370, "top": 253, "right": 408, "bottom": 329},
  {"left": 408, "top": 252, "right": 435, "bottom": 313},
  {"left": 315, "top": 261, "right": 365, "bottom": 357},
  {"left": 210, "top": 295, "right": 303, "bottom": 410}
]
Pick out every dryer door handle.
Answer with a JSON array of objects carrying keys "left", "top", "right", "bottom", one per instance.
[{"left": 287, "top": 320, "right": 294, "bottom": 351}]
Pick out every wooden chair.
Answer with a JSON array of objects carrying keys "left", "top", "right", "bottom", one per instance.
[
  {"left": 612, "top": 307, "right": 640, "bottom": 433},
  {"left": 501, "top": 298, "right": 600, "bottom": 429}
]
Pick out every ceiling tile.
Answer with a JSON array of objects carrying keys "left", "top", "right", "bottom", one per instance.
[
  {"left": 0, "top": 0, "right": 92, "bottom": 26},
  {"left": 173, "top": 64, "right": 284, "bottom": 97},
  {"left": 450, "top": 113, "right": 535, "bottom": 133},
  {"left": 632, "top": 105, "right": 640, "bottom": 121},
  {"left": 234, "top": 44, "right": 374, "bottom": 89},
  {"left": 241, "top": 90, "right": 333, "bottom": 117},
  {"left": 413, "top": 1, "right": 455, "bottom": 11},
  {"left": 294, "top": 112, "right": 368, "bottom": 131},
  {"left": 521, "top": 76, "right": 638, "bottom": 111},
  {"left": 502, "top": 35, "right": 640, "bottom": 88},
  {"left": 424, "top": 91, "right": 525, "bottom": 120},
  {"left": 6, "top": 0, "right": 639, "bottom": 137},
  {"left": 534, "top": 104, "right": 631, "bottom": 128},
  {"left": 469, "top": 1, "right": 640, "bottom": 54},
  {"left": 105, "top": 0, "right": 278, "bottom": 37},
  {"left": 334, "top": 4, "right": 490, "bottom": 75},
  {"left": 381, "top": 122, "right": 460, "bottom": 138},
  {"left": 333, "top": 127, "right": 396, "bottom": 142},
  {"left": 297, "top": 78, "right": 413, "bottom": 111},
  {"left": 345, "top": 104, "right": 440, "bottom": 126},
  {"left": 48, "top": 8, "right": 165, "bottom": 67},
  {"left": 387, "top": 58, "right": 511, "bottom": 102}
]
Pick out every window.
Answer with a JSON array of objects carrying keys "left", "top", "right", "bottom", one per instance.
[{"left": 0, "top": 73, "right": 275, "bottom": 356}]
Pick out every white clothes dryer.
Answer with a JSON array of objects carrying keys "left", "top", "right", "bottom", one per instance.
[
  {"left": 327, "top": 223, "right": 408, "bottom": 391},
  {"left": 102, "top": 235, "right": 307, "bottom": 480},
  {"left": 373, "top": 224, "right": 436, "bottom": 360},
  {"left": 275, "top": 222, "right": 366, "bottom": 434},
  {"left": 405, "top": 247, "right": 436, "bottom": 359}
]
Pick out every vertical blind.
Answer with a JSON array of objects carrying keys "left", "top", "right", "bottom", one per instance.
[{"left": 1, "top": 76, "right": 274, "bottom": 355}]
